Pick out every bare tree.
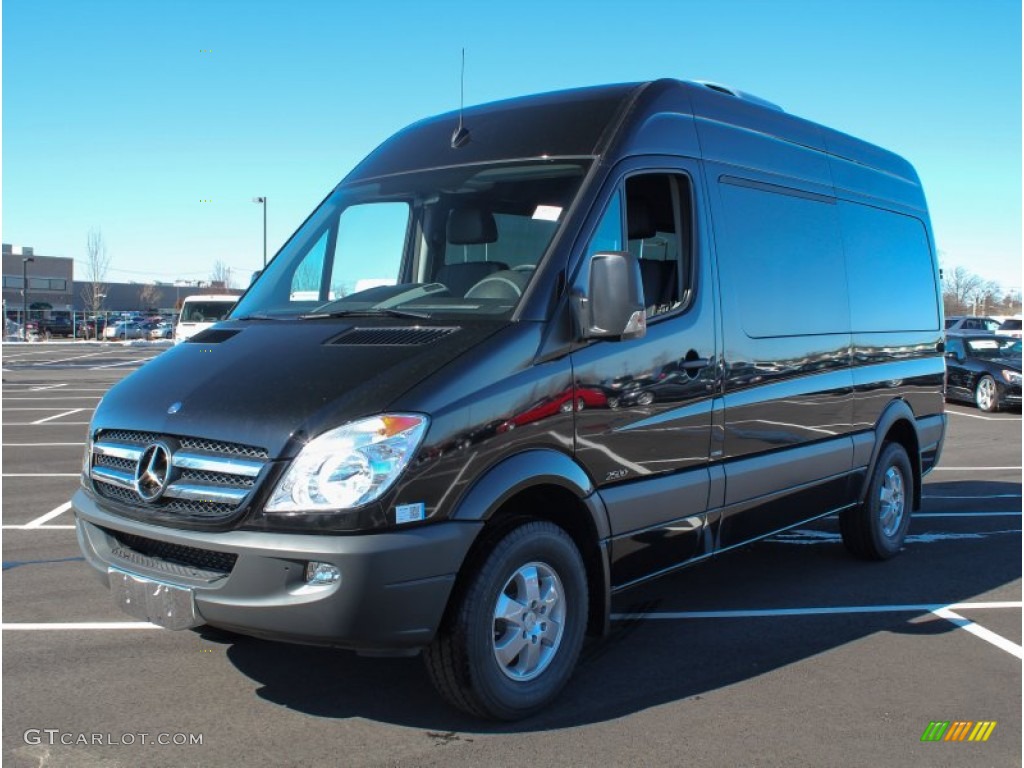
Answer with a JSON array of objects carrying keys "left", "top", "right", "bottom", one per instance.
[
  {"left": 1000, "top": 289, "right": 1022, "bottom": 316},
  {"left": 210, "top": 261, "right": 234, "bottom": 289},
  {"left": 138, "top": 284, "right": 163, "bottom": 311},
  {"left": 942, "top": 265, "right": 984, "bottom": 316},
  {"left": 81, "top": 228, "right": 111, "bottom": 314}
]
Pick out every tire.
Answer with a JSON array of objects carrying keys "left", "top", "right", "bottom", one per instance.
[
  {"left": 636, "top": 391, "right": 654, "bottom": 407},
  {"left": 974, "top": 375, "right": 999, "bottom": 413},
  {"left": 840, "top": 442, "right": 913, "bottom": 560},
  {"left": 424, "top": 521, "right": 588, "bottom": 720}
]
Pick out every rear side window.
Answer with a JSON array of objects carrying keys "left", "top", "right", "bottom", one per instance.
[
  {"left": 715, "top": 178, "right": 848, "bottom": 338},
  {"left": 840, "top": 203, "right": 938, "bottom": 332}
]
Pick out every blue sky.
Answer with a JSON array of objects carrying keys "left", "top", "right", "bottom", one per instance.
[{"left": 3, "top": 0, "right": 1021, "bottom": 290}]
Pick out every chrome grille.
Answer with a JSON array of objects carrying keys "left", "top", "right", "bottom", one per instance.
[
  {"left": 179, "top": 437, "right": 269, "bottom": 459},
  {"left": 90, "top": 429, "right": 269, "bottom": 520},
  {"left": 180, "top": 469, "right": 257, "bottom": 487},
  {"left": 100, "top": 430, "right": 161, "bottom": 444},
  {"left": 95, "top": 455, "right": 135, "bottom": 472}
]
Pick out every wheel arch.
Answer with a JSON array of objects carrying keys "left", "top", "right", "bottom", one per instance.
[
  {"left": 448, "top": 450, "right": 611, "bottom": 638},
  {"left": 861, "top": 399, "right": 922, "bottom": 511}
]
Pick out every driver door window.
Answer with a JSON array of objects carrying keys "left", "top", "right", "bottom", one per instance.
[{"left": 624, "top": 173, "right": 694, "bottom": 318}]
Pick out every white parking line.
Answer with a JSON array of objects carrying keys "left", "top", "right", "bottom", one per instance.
[
  {"left": 931, "top": 607, "right": 1023, "bottom": 660},
  {"left": 924, "top": 494, "right": 1022, "bottom": 499},
  {"left": 29, "top": 383, "right": 69, "bottom": 391},
  {"left": 90, "top": 358, "right": 158, "bottom": 369},
  {"left": 914, "top": 511, "right": 1022, "bottom": 518},
  {"left": 611, "top": 601, "right": 1021, "bottom": 620},
  {"left": 2, "top": 442, "right": 85, "bottom": 447},
  {"left": 6, "top": 601, "right": 1018, "bottom": 634},
  {"left": 2, "top": 525, "right": 75, "bottom": 530},
  {"left": 2, "top": 473, "right": 80, "bottom": 477},
  {"left": 3, "top": 387, "right": 110, "bottom": 392},
  {"left": 31, "top": 409, "right": 86, "bottom": 425},
  {"left": 0, "top": 350, "right": 66, "bottom": 361},
  {"left": 36, "top": 351, "right": 120, "bottom": 365},
  {"left": 4, "top": 396, "right": 102, "bottom": 401},
  {"left": 932, "top": 466, "right": 1022, "bottom": 471},
  {"left": 4, "top": 422, "right": 91, "bottom": 426},
  {"left": 24, "top": 502, "right": 73, "bottom": 528},
  {"left": 947, "top": 410, "right": 1022, "bottom": 422},
  {"left": 1, "top": 622, "right": 160, "bottom": 631}
]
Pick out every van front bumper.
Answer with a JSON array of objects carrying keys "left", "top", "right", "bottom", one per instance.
[{"left": 73, "top": 489, "right": 482, "bottom": 652}]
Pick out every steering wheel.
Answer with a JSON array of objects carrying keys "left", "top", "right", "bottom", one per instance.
[{"left": 465, "top": 270, "right": 529, "bottom": 300}]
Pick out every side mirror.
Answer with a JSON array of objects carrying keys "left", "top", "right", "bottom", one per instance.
[{"left": 572, "top": 251, "right": 646, "bottom": 341}]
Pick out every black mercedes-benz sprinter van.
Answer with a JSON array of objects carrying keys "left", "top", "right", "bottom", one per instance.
[{"left": 73, "top": 78, "right": 945, "bottom": 720}]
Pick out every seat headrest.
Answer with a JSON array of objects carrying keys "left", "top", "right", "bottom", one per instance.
[
  {"left": 627, "top": 199, "right": 656, "bottom": 240},
  {"left": 448, "top": 208, "right": 498, "bottom": 245}
]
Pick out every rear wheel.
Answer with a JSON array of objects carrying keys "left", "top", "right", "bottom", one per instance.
[
  {"left": 840, "top": 442, "right": 913, "bottom": 560},
  {"left": 974, "top": 375, "right": 999, "bottom": 412},
  {"left": 424, "top": 521, "right": 587, "bottom": 720}
]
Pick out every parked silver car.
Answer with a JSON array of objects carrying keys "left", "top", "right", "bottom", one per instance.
[{"left": 103, "top": 321, "right": 146, "bottom": 340}]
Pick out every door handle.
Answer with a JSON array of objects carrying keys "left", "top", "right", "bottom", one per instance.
[{"left": 681, "top": 357, "right": 711, "bottom": 371}]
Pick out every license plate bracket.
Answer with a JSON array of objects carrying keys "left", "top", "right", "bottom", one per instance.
[{"left": 108, "top": 568, "right": 201, "bottom": 630}]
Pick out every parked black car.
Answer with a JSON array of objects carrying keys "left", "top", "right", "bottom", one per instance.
[
  {"left": 945, "top": 335, "right": 1022, "bottom": 412},
  {"left": 25, "top": 316, "right": 74, "bottom": 339}
]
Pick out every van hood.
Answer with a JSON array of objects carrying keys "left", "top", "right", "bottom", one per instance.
[{"left": 91, "top": 318, "right": 506, "bottom": 458}]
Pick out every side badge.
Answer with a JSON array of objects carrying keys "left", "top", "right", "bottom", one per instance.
[
  {"left": 167, "top": 402, "right": 182, "bottom": 415},
  {"left": 395, "top": 503, "right": 426, "bottom": 525}
]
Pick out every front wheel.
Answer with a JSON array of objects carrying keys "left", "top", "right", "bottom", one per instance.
[
  {"left": 975, "top": 375, "right": 999, "bottom": 412},
  {"left": 840, "top": 442, "right": 913, "bottom": 560},
  {"left": 424, "top": 521, "right": 588, "bottom": 720}
]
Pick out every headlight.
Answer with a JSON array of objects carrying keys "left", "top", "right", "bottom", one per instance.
[
  {"left": 266, "top": 414, "right": 428, "bottom": 512},
  {"left": 1001, "top": 369, "right": 1022, "bottom": 386},
  {"left": 81, "top": 433, "right": 93, "bottom": 488}
]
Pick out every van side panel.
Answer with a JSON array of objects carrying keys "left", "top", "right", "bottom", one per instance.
[{"left": 704, "top": 159, "right": 857, "bottom": 547}]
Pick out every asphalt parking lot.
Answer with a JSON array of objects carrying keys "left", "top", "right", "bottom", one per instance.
[{"left": 2, "top": 342, "right": 1020, "bottom": 768}]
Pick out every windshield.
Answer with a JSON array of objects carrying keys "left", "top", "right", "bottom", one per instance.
[
  {"left": 180, "top": 301, "right": 235, "bottom": 323},
  {"left": 232, "top": 160, "right": 589, "bottom": 320},
  {"left": 967, "top": 337, "right": 1022, "bottom": 359}
]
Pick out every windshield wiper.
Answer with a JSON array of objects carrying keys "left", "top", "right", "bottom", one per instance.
[{"left": 300, "top": 307, "right": 432, "bottom": 320}]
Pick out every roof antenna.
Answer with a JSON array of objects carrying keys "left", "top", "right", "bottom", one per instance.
[{"left": 451, "top": 48, "right": 471, "bottom": 149}]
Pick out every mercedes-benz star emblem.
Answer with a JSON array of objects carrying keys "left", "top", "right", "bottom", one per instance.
[{"left": 135, "top": 443, "right": 173, "bottom": 502}]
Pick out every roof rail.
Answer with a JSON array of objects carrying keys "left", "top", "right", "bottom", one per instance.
[{"left": 691, "top": 81, "right": 784, "bottom": 112}]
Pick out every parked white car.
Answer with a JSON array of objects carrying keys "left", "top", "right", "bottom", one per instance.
[{"left": 996, "top": 317, "right": 1022, "bottom": 339}]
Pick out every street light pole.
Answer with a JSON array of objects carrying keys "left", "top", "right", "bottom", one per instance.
[
  {"left": 22, "top": 256, "right": 34, "bottom": 340},
  {"left": 252, "top": 197, "right": 267, "bottom": 268}
]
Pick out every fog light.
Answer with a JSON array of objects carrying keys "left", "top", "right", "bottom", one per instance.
[{"left": 305, "top": 562, "right": 341, "bottom": 585}]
